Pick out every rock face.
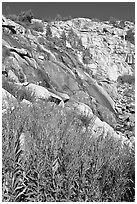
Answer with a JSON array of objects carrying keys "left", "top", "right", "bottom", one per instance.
[{"left": 2, "top": 15, "right": 135, "bottom": 147}]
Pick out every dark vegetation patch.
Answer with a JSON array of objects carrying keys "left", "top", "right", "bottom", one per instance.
[
  {"left": 7, "top": 9, "right": 33, "bottom": 25},
  {"left": 2, "top": 102, "right": 135, "bottom": 202},
  {"left": 117, "top": 74, "right": 135, "bottom": 85},
  {"left": 125, "top": 29, "right": 135, "bottom": 45}
]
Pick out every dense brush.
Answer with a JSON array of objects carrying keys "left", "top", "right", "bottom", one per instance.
[{"left": 2, "top": 102, "right": 135, "bottom": 202}]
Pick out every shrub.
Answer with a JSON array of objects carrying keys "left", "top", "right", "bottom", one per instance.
[
  {"left": 125, "top": 29, "right": 135, "bottom": 44},
  {"left": 6, "top": 14, "right": 19, "bottom": 22},
  {"left": 82, "top": 48, "right": 92, "bottom": 64},
  {"left": 42, "top": 16, "right": 52, "bottom": 23},
  {"left": 77, "top": 38, "right": 84, "bottom": 51},
  {"left": 57, "top": 31, "right": 67, "bottom": 47},
  {"left": 31, "top": 21, "right": 44, "bottom": 32},
  {"left": 67, "top": 28, "right": 81, "bottom": 49},
  {"left": 2, "top": 46, "right": 10, "bottom": 62},
  {"left": 109, "top": 17, "right": 126, "bottom": 29},
  {"left": 119, "top": 20, "right": 125, "bottom": 28},
  {"left": 42, "top": 15, "right": 72, "bottom": 23},
  {"left": 2, "top": 101, "right": 135, "bottom": 201},
  {"left": 51, "top": 36, "right": 65, "bottom": 48},
  {"left": 109, "top": 16, "right": 121, "bottom": 27},
  {"left": 62, "top": 16, "right": 72, "bottom": 21},
  {"left": 18, "top": 9, "right": 34, "bottom": 24},
  {"left": 61, "top": 31, "right": 66, "bottom": 41},
  {"left": 46, "top": 24, "right": 52, "bottom": 40},
  {"left": 38, "top": 37, "right": 45, "bottom": 45},
  {"left": 55, "top": 14, "right": 63, "bottom": 21},
  {"left": 91, "top": 18, "right": 101, "bottom": 22},
  {"left": 109, "top": 17, "right": 117, "bottom": 25},
  {"left": 6, "top": 10, "right": 34, "bottom": 27},
  {"left": 117, "top": 74, "right": 135, "bottom": 84}
]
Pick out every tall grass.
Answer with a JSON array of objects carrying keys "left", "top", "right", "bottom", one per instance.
[{"left": 2, "top": 101, "right": 135, "bottom": 201}]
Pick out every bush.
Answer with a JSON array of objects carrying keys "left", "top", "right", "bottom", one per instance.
[
  {"left": 62, "top": 16, "right": 72, "bottom": 21},
  {"left": 18, "top": 9, "right": 34, "bottom": 24},
  {"left": 91, "top": 18, "right": 101, "bottom": 22},
  {"left": 61, "top": 31, "right": 66, "bottom": 41},
  {"left": 55, "top": 14, "right": 63, "bottom": 21},
  {"left": 109, "top": 17, "right": 126, "bottom": 29},
  {"left": 38, "top": 37, "right": 45, "bottom": 45},
  {"left": 125, "top": 29, "right": 135, "bottom": 44},
  {"left": 31, "top": 21, "right": 44, "bottom": 32},
  {"left": 2, "top": 46, "right": 10, "bottom": 62},
  {"left": 117, "top": 74, "right": 135, "bottom": 84},
  {"left": 46, "top": 24, "right": 52, "bottom": 40},
  {"left": 67, "top": 28, "right": 81, "bottom": 49},
  {"left": 109, "top": 16, "right": 121, "bottom": 28},
  {"left": 82, "top": 48, "right": 92, "bottom": 64},
  {"left": 119, "top": 20, "right": 125, "bottom": 28},
  {"left": 109, "top": 17, "right": 117, "bottom": 25},
  {"left": 6, "top": 14, "right": 19, "bottom": 22},
  {"left": 52, "top": 36, "right": 65, "bottom": 48},
  {"left": 77, "top": 38, "right": 84, "bottom": 51},
  {"left": 2, "top": 101, "right": 135, "bottom": 202},
  {"left": 6, "top": 10, "right": 34, "bottom": 27},
  {"left": 42, "top": 15, "right": 72, "bottom": 23}
]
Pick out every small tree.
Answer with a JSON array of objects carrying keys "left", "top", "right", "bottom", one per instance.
[
  {"left": 61, "top": 31, "right": 66, "bottom": 41},
  {"left": 18, "top": 9, "right": 34, "bottom": 24},
  {"left": 42, "top": 16, "right": 52, "bottom": 23},
  {"left": 109, "top": 17, "right": 118, "bottom": 26},
  {"left": 83, "top": 48, "right": 92, "bottom": 64},
  {"left": 31, "top": 21, "right": 44, "bottom": 32},
  {"left": 46, "top": 24, "right": 52, "bottom": 40},
  {"left": 60, "top": 31, "right": 66, "bottom": 46},
  {"left": 125, "top": 29, "right": 135, "bottom": 44},
  {"left": 77, "top": 38, "right": 84, "bottom": 51},
  {"left": 67, "top": 28, "right": 78, "bottom": 42},
  {"left": 119, "top": 20, "right": 125, "bottom": 28},
  {"left": 62, "top": 16, "right": 72, "bottom": 21},
  {"left": 55, "top": 14, "right": 62, "bottom": 21},
  {"left": 6, "top": 14, "right": 19, "bottom": 22}
]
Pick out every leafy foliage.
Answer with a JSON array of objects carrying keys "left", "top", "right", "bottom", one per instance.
[
  {"left": 7, "top": 14, "right": 19, "bottom": 22},
  {"left": 46, "top": 24, "right": 52, "bottom": 40},
  {"left": 117, "top": 74, "right": 135, "bottom": 85},
  {"left": 67, "top": 28, "right": 84, "bottom": 50},
  {"left": 91, "top": 18, "right": 101, "bottom": 22},
  {"left": 6, "top": 10, "right": 34, "bottom": 27},
  {"left": 2, "top": 46, "right": 11, "bottom": 62},
  {"left": 61, "top": 31, "right": 67, "bottom": 45},
  {"left": 18, "top": 10, "right": 34, "bottom": 24},
  {"left": 2, "top": 101, "right": 135, "bottom": 202},
  {"left": 43, "top": 15, "right": 72, "bottom": 23},
  {"left": 55, "top": 14, "right": 63, "bottom": 21},
  {"left": 31, "top": 21, "right": 44, "bottom": 32},
  {"left": 82, "top": 48, "right": 92, "bottom": 64},
  {"left": 7, "top": 10, "right": 33, "bottom": 25},
  {"left": 118, "top": 20, "right": 125, "bottom": 28},
  {"left": 109, "top": 16, "right": 126, "bottom": 29},
  {"left": 109, "top": 17, "right": 119, "bottom": 26},
  {"left": 125, "top": 29, "right": 135, "bottom": 44}
]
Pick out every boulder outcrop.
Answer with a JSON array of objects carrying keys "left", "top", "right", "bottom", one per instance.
[{"left": 2, "top": 15, "right": 135, "bottom": 147}]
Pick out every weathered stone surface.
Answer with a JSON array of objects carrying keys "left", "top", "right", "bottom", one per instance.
[{"left": 2, "top": 15, "right": 135, "bottom": 147}]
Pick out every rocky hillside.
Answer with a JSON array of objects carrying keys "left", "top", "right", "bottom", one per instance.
[
  {"left": 2, "top": 14, "right": 135, "bottom": 145},
  {"left": 2, "top": 13, "right": 135, "bottom": 202}
]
